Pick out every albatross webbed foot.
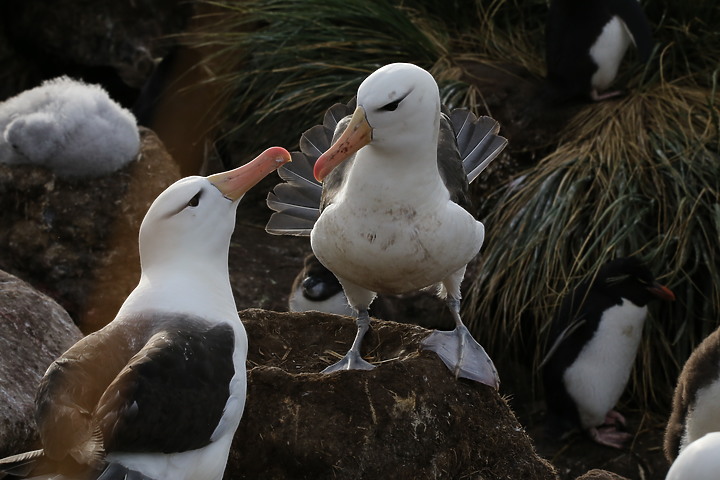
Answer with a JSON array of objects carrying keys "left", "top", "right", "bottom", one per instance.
[
  {"left": 421, "top": 296, "right": 499, "bottom": 389},
  {"left": 321, "top": 351, "right": 375, "bottom": 373},
  {"left": 322, "top": 308, "right": 375, "bottom": 373},
  {"left": 422, "top": 324, "right": 499, "bottom": 389}
]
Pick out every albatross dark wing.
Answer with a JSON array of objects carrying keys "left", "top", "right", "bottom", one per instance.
[
  {"left": 610, "top": 0, "right": 653, "bottom": 61},
  {"left": 95, "top": 318, "right": 235, "bottom": 454}
]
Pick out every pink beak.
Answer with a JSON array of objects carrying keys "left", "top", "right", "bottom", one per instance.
[
  {"left": 209, "top": 146, "right": 291, "bottom": 201},
  {"left": 313, "top": 106, "right": 373, "bottom": 182}
]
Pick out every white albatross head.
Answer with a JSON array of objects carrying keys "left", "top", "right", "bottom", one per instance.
[
  {"left": 138, "top": 147, "right": 291, "bottom": 278},
  {"left": 313, "top": 63, "right": 441, "bottom": 181}
]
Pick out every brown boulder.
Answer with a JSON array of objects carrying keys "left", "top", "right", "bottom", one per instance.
[
  {"left": 227, "top": 309, "right": 558, "bottom": 480},
  {"left": 0, "top": 127, "right": 180, "bottom": 333},
  {"left": 0, "top": 269, "right": 82, "bottom": 457}
]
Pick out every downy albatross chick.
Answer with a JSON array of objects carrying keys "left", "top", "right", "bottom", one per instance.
[
  {"left": 266, "top": 63, "right": 506, "bottom": 388},
  {"left": 0, "top": 76, "right": 140, "bottom": 178},
  {"left": 0, "top": 147, "right": 291, "bottom": 480}
]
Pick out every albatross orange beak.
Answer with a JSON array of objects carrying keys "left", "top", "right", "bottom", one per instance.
[
  {"left": 313, "top": 106, "right": 373, "bottom": 182},
  {"left": 209, "top": 147, "right": 291, "bottom": 201}
]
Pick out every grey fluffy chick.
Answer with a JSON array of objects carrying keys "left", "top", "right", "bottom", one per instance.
[{"left": 0, "top": 76, "right": 140, "bottom": 178}]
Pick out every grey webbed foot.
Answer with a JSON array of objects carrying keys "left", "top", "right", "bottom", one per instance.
[
  {"left": 321, "top": 308, "right": 375, "bottom": 374},
  {"left": 422, "top": 323, "right": 500, "bottom": 389},
  {"left": 321, "top": 352, "right": 375, "bottom": 373}
]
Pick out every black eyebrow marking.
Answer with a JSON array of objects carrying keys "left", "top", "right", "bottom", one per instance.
[
  {"left": 162, "top": 188, "right": 204, "bottom": 219},
  {"left": 378, "top": 91, "right": 410, "bottom": 112}
]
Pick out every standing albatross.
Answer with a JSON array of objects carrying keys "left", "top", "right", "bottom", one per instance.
[
  {"left": 0, "top": 147, "right": 291, "bottom": 480},
  {"left": 266, "top": 63, "right": 506, "bottom": 388}
]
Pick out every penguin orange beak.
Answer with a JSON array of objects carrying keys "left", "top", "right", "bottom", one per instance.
[
  {"left": 209, "top": 147, "right": 291, "bottom": 201},
  {"left": 648, "top": 282, "right": 675, "bottom": 301},
  {"left": 313, "top": 106, "right": 373, "bottom": 182}
]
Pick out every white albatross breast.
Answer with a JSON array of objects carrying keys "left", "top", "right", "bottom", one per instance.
[{"left": 0, "top": 147, "right": 291, "bottom": 480}]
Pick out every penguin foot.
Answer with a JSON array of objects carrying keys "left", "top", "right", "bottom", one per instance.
[
  {"left": 322, "top": 350, "right": 375, "bottom": 373},
  {"left": 422, "top": 325, "right": 500, "bottom": 389},
  {"left": 589, "top": 425, "right": 632, "bottom": 449},
  {"left": 591, "top": 89, "right": 624, "bottom": 102},
  {"left": 604, "top": 409, "right": 627, "bottom": 428}
]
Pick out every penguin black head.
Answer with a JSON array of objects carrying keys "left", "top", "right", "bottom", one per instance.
[
  {"left": 595, "top": 256, "right": 676, "bottom": 307},
  {"left": 299, "top": 254, "right": 344, "bottom": 301}
]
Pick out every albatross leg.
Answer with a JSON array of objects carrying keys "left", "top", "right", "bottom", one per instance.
[
  {"left": 422, "top": 295, "right": 500, "bottom": 389},
  {"left": 322, "top": 308, "right": 375, "bottom": 373}
]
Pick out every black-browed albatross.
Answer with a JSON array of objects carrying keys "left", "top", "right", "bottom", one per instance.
[
  {"left": 266, "top": 63, "right": 506, "bottom": 388},
  {"left": 0, "top": 147, "right": 291, "bottom": 480}
]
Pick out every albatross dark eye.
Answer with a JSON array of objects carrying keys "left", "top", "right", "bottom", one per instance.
[
  {"left": 379, "top": 98, "right": 402, "bottom": 112},
  {"left": 187, "top": 191, "right": 202, "bottom": 207}
]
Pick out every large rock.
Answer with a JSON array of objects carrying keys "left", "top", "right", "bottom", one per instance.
[
  {"left": 0, "top": 127, "right": 181, "bottom": 333},
  {"left": 228, "top": 309, "right": 558, "bottom": 480},
  {"left": 0, "top": 269, "right": 82, "bottom": 458}
]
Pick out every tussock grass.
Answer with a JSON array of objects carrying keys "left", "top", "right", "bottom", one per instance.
[
  {"left": 188, "top": 0, "right": 552, "bottom": 152},
  {"left": 466, "top": 80, "right": 720, "bottom": 409}
]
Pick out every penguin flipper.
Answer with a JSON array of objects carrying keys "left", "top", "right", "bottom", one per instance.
[{"left": 611, "top": 0, "right": 654, "bottom": 61}]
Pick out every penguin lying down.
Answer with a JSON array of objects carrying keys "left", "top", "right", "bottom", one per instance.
[{"left": 542, "top": 257, "right": 675, "bottom": 448}]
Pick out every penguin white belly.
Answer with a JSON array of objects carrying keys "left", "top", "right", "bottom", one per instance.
[
  {"left": 680, "top": 373, "right": 720, "bottom": 453},
  {"left": 311, "top": 201, "right": 483, "bottom": 295},
  {"left": 563, "top": 300, "right": 647, "bottom": 428},
  {"left": 589, "top": 16, "right": 633, "bottom": 91}
]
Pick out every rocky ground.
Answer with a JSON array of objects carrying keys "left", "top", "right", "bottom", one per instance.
[{"left": 228, "top": 181, "right": 672, "bottom": 480}]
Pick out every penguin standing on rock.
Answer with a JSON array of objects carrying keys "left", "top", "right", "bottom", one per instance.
[
  {"left": 664, "top": 326, "right": 720, "bottom": 462},
  {"left": 542, "top": 257, "right": 675, "bottom": 448},
  {"left": 545, "top": 0, "right": 653, "bottom": 102}
]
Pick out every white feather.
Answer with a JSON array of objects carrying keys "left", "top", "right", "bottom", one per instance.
[
  {"left": 680, "top": 371, "right": 720, "bottom": 454},
  {"left": 589, "top": 16, "right": 633, "bottom": 91},
  {"left": 666, "top": 432, "right": 720, "bottom": 480}
]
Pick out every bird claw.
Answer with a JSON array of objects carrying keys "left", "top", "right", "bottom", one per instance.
[
  {"left": 604, "top": 410, "right": 627, "bottom": 428},
  {"left": 322, "top": 351, "right": 375, "bottom": 373},
  {"left": 589, "top": 425, "right": 632, "bottom": 449},
  {"left": 422, "top": 326, "right": 500, "bottom": 389}
]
